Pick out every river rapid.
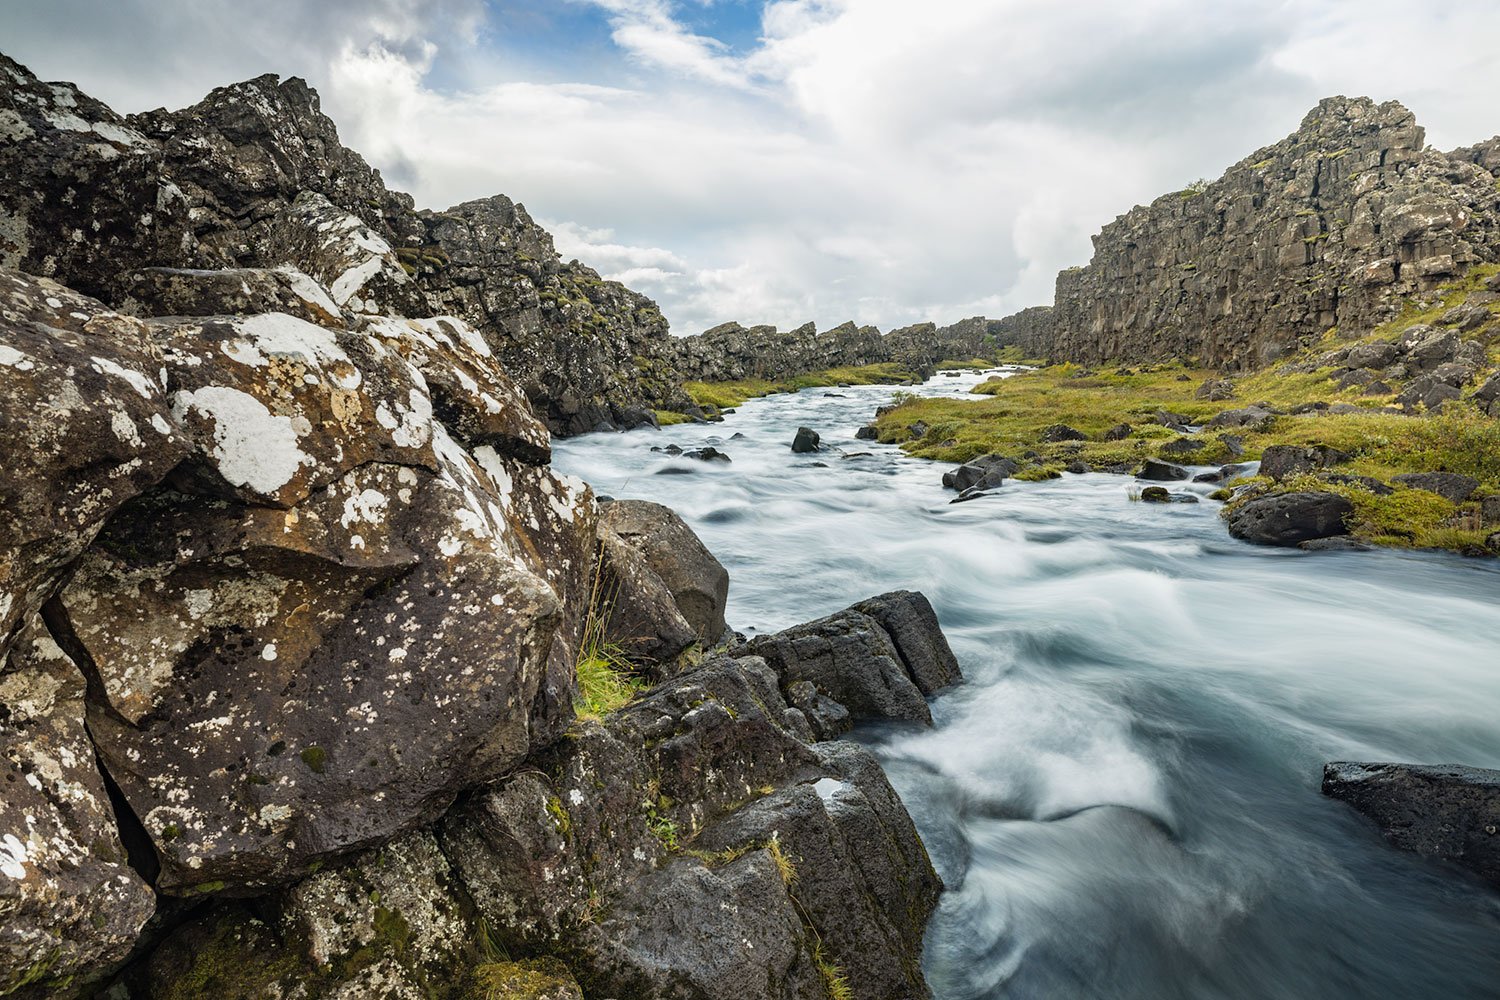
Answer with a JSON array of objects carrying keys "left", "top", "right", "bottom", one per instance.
[{"left": 552, "top": 369, "right": 1500, "bottom": 1000}]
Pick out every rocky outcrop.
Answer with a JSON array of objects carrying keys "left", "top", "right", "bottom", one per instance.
[
  {"left": 1010, "top": 97, "right": 1500, "bottom": 368},
  {"left": 671, "top": 316, "right": 999, "bottom": 384},
  {"left": 1322, "top": 762, "right": 1500, "bottom": 889},
  {"left": 0, "top": 53, "right": 688, "bottom": 438}
]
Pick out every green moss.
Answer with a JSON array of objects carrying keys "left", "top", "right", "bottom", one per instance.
[
  {"left": 653, "top": 409, "right": 694, "bottom": 426},
  {"left": 463, "top": 958, "right": 582, "bottom": 1000},
  {"left": 545, "top": 795, "right": 573, "bottom": 837},
  {"left": 299, "top": 746, "right": 327, "bottom": 774}
]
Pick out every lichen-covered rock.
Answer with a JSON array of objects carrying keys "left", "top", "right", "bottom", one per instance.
[
  {"left": 129, "top": 829, "right": 477, "bottom": 999},
  {"left": 598, "top": 499, "right": 729, "bottom": 644},
  {"left": 440, "top": 652, "right": 946, "bottom": 1000},
  {"left": 0, "top": 270, "right": 188, "bottom": 660},
  {"left": 118, "top": 266, "right": 343, "bottom": 327},
  {"left": 153, "top": 311, "right": 439, "bottom": 508},
  {"left": 1322, "top": 762, "right": 1500, "bottom": 889},
  {"left": 0, "top": 616, "right": 156, "bottom": 998}
]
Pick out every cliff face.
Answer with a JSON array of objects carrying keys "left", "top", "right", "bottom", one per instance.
[
  {"left": 0, "top": 54, "right": 687, "bottom": 436},
  {"left": 1036, "top": 97, "right": 1500, "bottom": 367},
  {"left": 671, "top": 316, "right": 997, "bottom": 383}
]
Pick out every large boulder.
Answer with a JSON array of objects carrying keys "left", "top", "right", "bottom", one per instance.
[
  {"left": 1322, "top": 762, "right": 1500, "bottom": 889},
  {"left": 1136, "top": 458, "right": 1189, "bottom": 481},
  {"left": 791, "top": 426, "right": 822, "bottom": 453},
  {"left": 598, "top": 500, "right": 729, "bottom": 645},
  {"left": 1226, "top": 491, "right": 1353, "bottom": 546}
]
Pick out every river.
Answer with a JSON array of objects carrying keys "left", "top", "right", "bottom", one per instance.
[{"left": 552, "top": 369, "right": 1500, "bottom": 999}]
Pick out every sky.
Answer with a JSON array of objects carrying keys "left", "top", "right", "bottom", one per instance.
[{"left": 4, "top": 1, "right": 1500, "bottom": 336}]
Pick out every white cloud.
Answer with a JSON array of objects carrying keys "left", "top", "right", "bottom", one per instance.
[{"left": 5, "top": 0, "right": 1500, "bottom": 337}]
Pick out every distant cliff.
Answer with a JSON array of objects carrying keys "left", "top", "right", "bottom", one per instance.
[
  {"left": 671, "top": 315, "right": 1000, "bottom": 383},
  {"left": 1012, "top": 97, "right": 1500, "bottom": 368}
]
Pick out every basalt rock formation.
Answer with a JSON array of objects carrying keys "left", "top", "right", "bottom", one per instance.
[
  {"left": 1011, "top": 97, "right": 1500, "bottom": 367},
  {"left": 0, "top": 53, "right": 957, "bottom": 999},
  {"left": 671, "top": 316, "right": 1000, "bottom": 384},
  {"left": 0, "top": 53, "right": 691, "bottom": 438}
]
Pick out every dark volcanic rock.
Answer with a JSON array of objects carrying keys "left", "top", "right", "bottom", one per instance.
[
  {"left": 941, "top": 454, "right": 1018, "bottom": 492},
  {"left": 1137, "top": 458, "right": 1189, "bottom": 481},
  {"left": 1259, "top": 444, "right": 1350, "bottom": 480},
  {"left": 1036, "top": 97, "right": 1500, "bottom": 368},
  {"left": 791, "top": 426, "right": 822, "bottom": 453},
  {"left": 1322, "top": 762, "right": 1500, "bottom": 889},
  {"left": 599, "top": 499, "right": 729, "bottom": 644},
  {"left": 1390, "top": 471, "right": 1480, "bottom": 502},
  {"left": 439, "top": 654, "right": 945, "bottom": 1000},
  {"left": 851, "top": 591, "right": 963, "bottom": 696},
  {"left": 1226, "top": 491, "right": 1353, "bottom": 546},
  {"left": 855, "top": 424, "right": 879, "bottom": 439},
  {"left": 1039, "top": 423, "right": 1086, "bottom": 442}
]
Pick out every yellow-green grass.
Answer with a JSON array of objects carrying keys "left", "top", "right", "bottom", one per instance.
[
  {"left": 934, "top": 357, "right": 998, "bottom": 370},
  {"left": 682, "top": 362, "right": 917, "bottom": 410},
  {"left": 653, "top": 408, "right": 694, "bottom": 426},
  {"left": 995, "top": 344, "right": 1048, "bottom": 366}
]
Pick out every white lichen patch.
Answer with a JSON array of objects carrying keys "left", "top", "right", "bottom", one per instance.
[
  {"left": 171, "top": 385, "right": 313, "bottom": 495},
  {"left": 89, "top": 355, "right": 157, "bottom": 399}
]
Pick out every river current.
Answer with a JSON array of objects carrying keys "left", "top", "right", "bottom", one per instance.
[{"left": 552, "top": 369, "right": 1500, "bottom": 999}]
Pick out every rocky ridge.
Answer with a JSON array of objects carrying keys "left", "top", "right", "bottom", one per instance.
[
  {"left": 1005, "top": 97, "right": 1500, "bottom": 368},
  {"left": 0, "top": 54, "right": 960, "bottom": 999}
]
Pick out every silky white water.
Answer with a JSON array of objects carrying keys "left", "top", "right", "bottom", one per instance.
[{"left": 553, "top": 370, "right": 1500, "bottom": 999}]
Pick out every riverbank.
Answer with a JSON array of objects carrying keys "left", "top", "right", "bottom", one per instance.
[{"left": 852, "top": 271, "right": 1500, "bottom": 553}]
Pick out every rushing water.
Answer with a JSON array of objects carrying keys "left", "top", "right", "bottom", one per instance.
[{"left": 552, "top": 370, "right": 1500, "bottom": 999}]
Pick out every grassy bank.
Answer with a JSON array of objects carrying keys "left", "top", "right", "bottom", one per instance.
[
  {"left": 868, "top": 272, "right": 1500, "bottom": 553},
  {"left": 681, "top": 362, "right": 920, "bottom": 411}
]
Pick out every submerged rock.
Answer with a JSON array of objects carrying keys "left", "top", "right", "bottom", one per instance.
[{"left": 1322, "top": 762, "right": 1500, "bottom": 889}]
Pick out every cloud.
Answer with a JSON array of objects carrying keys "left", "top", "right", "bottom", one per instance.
[{"left": 4, "top": 0, "right": 1500, "bottom": 337}]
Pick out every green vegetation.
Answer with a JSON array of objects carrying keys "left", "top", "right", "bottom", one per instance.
[
  {"left": 463, "top": 958, "right": 582, "bottom": 1000},
  {"left": 813, "top": 943, "right": 854, "bottom": 1000},
  {"left": 653, "top": 408, "right": 694, "bottom": 426},
  {"left": 299, "top": 746, "right": 327, "bottom": 774},
  {"left": 867, "top": 265, "right": 1500, "bottom": 553},
  {"left": 574, "top": 551, "right": 644, "bottom": 722},
  {"left": 682, "top": 362, "right": 918, "bottom": 411},
  {"left": 934, "top": 357, "right": 995, "bottom": 371}
]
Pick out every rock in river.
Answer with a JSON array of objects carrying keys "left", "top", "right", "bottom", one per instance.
[{"left": 1322, "top": 762, "right": 1500, "bottom": 890}]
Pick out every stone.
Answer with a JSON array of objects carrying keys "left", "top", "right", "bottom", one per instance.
[
  {"left": 1039, "top": 423, "right": 1086, "bottom": 442},
  {"left": 1195, "top": 378, "right": 1235, "bottom": 400},
  {"left": 1205, "top": 405, "right": 1276, "bottom": 431},
  {"left": 682, "top": 446, "right": 731, "bottom": 463},
  {"left": 1226, "top": 491, "right": 1354, "bottom": 546},
  {"left": 1193, "top": 463, "right": 1250, "bottom": 485},
  {"left": 739, "top": 610, "right": 933, "bottom": 727},
  {"left": 1390, "top": 472, "right": 1480, "bottom": 502},
  {"left": 1136, "top": 459, "right": 1189, "bottom": 481},
  {"left": 1259, "top": 444, "right": 1349, "bottom": 480},
  {"left": 941, "top": 454, "right": 1018, "bottom": 492},
  {"left": 791, "top": 426, "right": 822, "bottom": 453},
  {"left": 1322, "top": 762, "right": 1500, "bottom": 889},
  {"left": 0, "top": 617, "right": 156, "bottom": 997},
  {"left": 1437, "top": 303, "right": 1491, "bottom": 331},
  {"left": 1345, "top": 341, "right": 1399, "bottom": 370},
  {"left": 1159, "top": 437, "right": 1205, "bottom": 457},
  {"left": 1299, "top": 536, "right": 1372, "bottom": 551},
  {"left": 850, "top": 591, "right": 963, "bottom": 697},
  {"left": 598, "top": 499, "right": 729, "bottom": 643},
  {"left": 1139, "top": 487, "right": 1172, "bottom": 502},
  {"left": 855, "top": 424, "right": 879, "bottom": 440},
  {"left": 1322, "top": 473, "right": 1394, "bottom": 496},
  {"left": 1102, "top": 422, "right": 1133, "bottom": 441},
  {"left": 118, "top": 266, "right": 343, "bottom": 327}
]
